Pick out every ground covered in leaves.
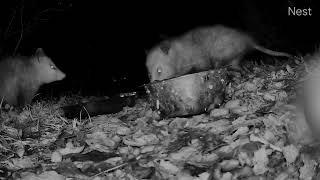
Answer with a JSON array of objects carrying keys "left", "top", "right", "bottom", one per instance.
[{"left": 1, "top": 58, "right": 320, "bottom": 180}]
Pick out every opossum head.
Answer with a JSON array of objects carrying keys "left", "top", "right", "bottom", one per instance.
[
  {"left": 146, "top": 41, "right": 175, "bottom": 82},
  {"left": 32, "top": 48, "right": 66, "bottom": 84}
]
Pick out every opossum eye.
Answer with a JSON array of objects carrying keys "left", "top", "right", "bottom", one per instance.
[
  {"left": 157, "top": 67, "right": 162, "bottom": 74},
  {"left": 50, "top": 65, "right": 56, "bottom": 70}
]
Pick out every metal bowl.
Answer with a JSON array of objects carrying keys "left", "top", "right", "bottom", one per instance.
[{"left": 145, "top": 68, "right": 228, "bottom": 118}]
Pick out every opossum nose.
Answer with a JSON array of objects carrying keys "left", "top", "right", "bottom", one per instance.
[{"left": 58, "top": 71, "right": 66, "bottom": 80}]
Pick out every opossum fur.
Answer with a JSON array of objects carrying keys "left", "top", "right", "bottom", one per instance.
[
  {"left": 146, "top": 25, "right": 292, "bottom": 82},
  {"left": 302, "top": 49, "right": 320, "bottom": 141},
  {"left": 0, "top": 48, "right": 66, "bottom": 107}
]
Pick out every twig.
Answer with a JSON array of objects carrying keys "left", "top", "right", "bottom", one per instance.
[
  {"left": 0, "top": 97, "right": 4, "bottom": 109},
  {"left": 38, "top": 7, "right": 64, "bottom": 15},
  {"left": 90, "top": 156, "right": 142, "bottom": 178},
  {"left": 4, "top": 13, "right": 16, "bottom": 40},
  {"left": 90, "top": 162, "right": 128, "bottom": 178},
  {"left": 82, "top": 105, "right": 92, "bottom": 123},
  {"left": 13, "top": 0, "right": 24, "bottom": 55}
]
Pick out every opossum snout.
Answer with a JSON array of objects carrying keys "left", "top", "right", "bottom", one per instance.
[
  {"left": 53, "top": 67, "right": 66, "bottom": 81},
  {"left": 57, "top": 71, "right": 66, "bottom": 80},
  {"left": 150, "top": 66, "right": 163, "bottom": 82}
]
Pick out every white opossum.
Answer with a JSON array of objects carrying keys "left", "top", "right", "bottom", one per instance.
[
  {"left": 302, "top": 49, "right": 320, "bottom": 141},
  {"left": 146, "top": 25, "right": 292, "bottom": 82},
  {"left": 0, "top": 48, "right": 66, "bottom": 107}
]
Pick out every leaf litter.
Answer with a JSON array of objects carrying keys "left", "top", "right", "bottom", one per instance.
[{"left": 0, "top": 58, "right": 320, "bottom": 180}]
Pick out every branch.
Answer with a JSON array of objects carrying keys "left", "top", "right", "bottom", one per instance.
[
  {"left": 4, "top": 13, "right": 16, "bottom": 40},
  {"left": 13, "top": 0, "right": 24, "bottom": 55},
  {"left": 5, "top": 7, "right": 66, "bottom": 38}
]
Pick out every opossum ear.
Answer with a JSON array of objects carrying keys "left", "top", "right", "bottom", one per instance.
[
  {"left": 159, "top": 34, "right": 169, "bottom": 40},
  {"left": 35, "top": 48, "right": 45, "bottom": 55},
  {"left": 34, "top": 48, "right": 45, "bottom": 62},
  {"left": 159, "top": 41, "right": 171, "bottom": 55},
  {"left": 144, "top": 49, "right": 149, "bottom": 55}
]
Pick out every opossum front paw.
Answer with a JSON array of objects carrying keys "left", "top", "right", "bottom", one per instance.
[
  {"left": 226, "top": 66, "right": 245, "bottom": 77},
  {"left": 0, "top": 103, "right": 14, "bottom": 112}
]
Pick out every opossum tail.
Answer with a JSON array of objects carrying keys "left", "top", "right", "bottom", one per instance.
[
  {"left": 62, "top": 95, "right": 136, "bottom": 119},
  {"left": 253, "top": 44, "right": 292, "bottom": 58}
]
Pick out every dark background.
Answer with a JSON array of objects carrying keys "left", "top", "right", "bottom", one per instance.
[{"left": 0, "top": 0, "right": 319, "bottom": 98}]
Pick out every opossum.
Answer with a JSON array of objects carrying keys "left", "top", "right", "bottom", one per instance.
[
  {"left": 0, "top": 48, "right": 66, "bottom": 107},
  {"left": 146, "top": 25, "right": 292, "bottom": 82},
  {"left": 302, "top": 49, "right": 320, "bottom": 141}
]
